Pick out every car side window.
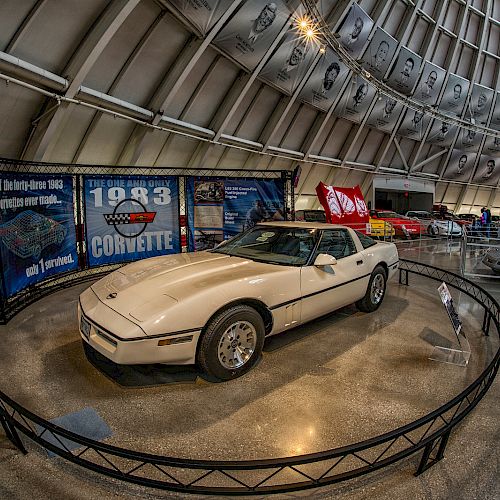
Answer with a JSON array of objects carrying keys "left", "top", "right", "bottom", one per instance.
[{"left": 316, "top": 230, "right": 357, "bottom": 260}]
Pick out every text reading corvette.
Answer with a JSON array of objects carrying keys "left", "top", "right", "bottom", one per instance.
[{"left": 79, "top": 222, "right": 399, "bottom": 380}]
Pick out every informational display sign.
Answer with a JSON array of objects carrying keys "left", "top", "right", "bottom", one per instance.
[
  {"left": 442, "top": 149, "right": 477, "bottom": 182},
  {"left": 213, "top": 0, "right": 294, "bottom": 71},
  {"left": 458, "top": 128, "right": 482, "bottom": 152},
  {"left": 336, "top": 3, "right": 373, "bottom": 58},
  {"left": 386, "top": 46, "right": 422, "bottom": 95},
  {"left": 483, "top": 134, "right": 500, "bottom": 157},
  {"left": 334, "top": 75, "right": 376, "bottom": 123},
  {"left": 414, "top": 62, "right": 446, "bottom": 106},
  {"left": 397, "top": 107, "right": 430, "bottom": 141},
  {"left": 471, "top": 155, "right": 499, "bottom": 186},
  {"left": 84, "top": 175, "right": 180, "bottom": 267},
  {"left": 0, "top": 172, "right": 78, "bottom": 297},
  {"left": 426, "top": 119, "right": 457, "bottom": 147},
  {"left": 467, "top": 83, "right": 494, "bottom": 126},
  {"left": 438, "top": 283, "right": 462, "bottom": 336},
  {"left": 438, "top": 74, "right": 469, "bottom": 117},
  {"left": 186, "top": 177, "right": 285, "bottom": 251},
  {"left": 366, "top": 94, "right": 404, "bottom": 132},
  {"left": 167, "top": 0, "right": 234, "bottom": 35},
  {"left": 259, "top": 29, "right": 319, "bottom": 94},
  {"left": 298, "top": 47, "right": 350, "bottom": 111},
  {"left": 360, "top": 27, "right": 397, "bottom": 80}
]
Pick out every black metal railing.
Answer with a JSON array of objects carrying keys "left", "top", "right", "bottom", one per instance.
[{"left": 0, "top": 259, "right": 498, "bottom": 495}]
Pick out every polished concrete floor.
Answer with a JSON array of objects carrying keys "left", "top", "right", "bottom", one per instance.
[{"left": 0, "top": 241, "right": 498, "bottom": 499}]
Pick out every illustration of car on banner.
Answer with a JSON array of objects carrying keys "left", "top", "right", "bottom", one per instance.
[
  {"left": 369, "top": 210, "right": 425, "bottom": 238},
  {"left": 0, "top": 210, "right": 67, "bottom": 260},
  {"left": 79, "top": 222, "right": 399, "bottom": 381},
  {"left": 405, "top": 211, "right": 462, "bottom": 237}
]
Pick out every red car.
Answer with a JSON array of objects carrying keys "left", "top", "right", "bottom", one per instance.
[{"left": 370, "top": 209, "right": 425, "bottom": 238}]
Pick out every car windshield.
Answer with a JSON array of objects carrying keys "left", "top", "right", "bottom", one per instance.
[
  {"left": 377, "top": 212, "right": 399, "bottom": 218},
  {"left": 212, "top": 226, "right": 318, "bottom": 266}
]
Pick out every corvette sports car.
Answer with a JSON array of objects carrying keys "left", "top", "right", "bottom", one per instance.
[
  {"left": 79, "top": 222, "right": 399, "bottom": 380},
  {"left": 370, "top": 210, "right": 425, "bottom": 238},
  {"left": 405, "top": 211, "right": 462, "bottom": 237}
]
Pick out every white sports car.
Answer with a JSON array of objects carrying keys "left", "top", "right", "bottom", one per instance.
[
  {"left": 79, "top": 222, "right": 399, "bottom": 380},
  {"left": 405, "top": 211, "right": 462, "bottom": 237}
]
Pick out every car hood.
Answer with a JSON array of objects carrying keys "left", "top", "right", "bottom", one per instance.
[{"left": 91, "top": 251, "right": 294, "bottom": 323}]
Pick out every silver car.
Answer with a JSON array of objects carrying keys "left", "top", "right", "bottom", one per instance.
[{"left": 405, "top": 211, "right": 462, "bottom": 237}]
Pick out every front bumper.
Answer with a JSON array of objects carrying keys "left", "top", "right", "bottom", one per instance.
[{"left": 78, "top": 301, "right": 201, "bottom": 366}]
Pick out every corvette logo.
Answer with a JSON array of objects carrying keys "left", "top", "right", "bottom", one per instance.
[{"left": 104, "top": 198, "right": 156, "bottom": 238}]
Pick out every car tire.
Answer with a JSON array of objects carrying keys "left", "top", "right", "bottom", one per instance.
[
  {"left": 356, "top": 266, "right": 387, "bottom": 313},
  {"left": 197, "top": 305, "right": 265, "bottom": 381},
  {"left": 428, "top": 225, "right": 437, "bottom": 237}
]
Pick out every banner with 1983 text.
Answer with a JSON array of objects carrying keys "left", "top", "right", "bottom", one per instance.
[{"left": 84, "top": 175, "right": 180, "bottom": 267}]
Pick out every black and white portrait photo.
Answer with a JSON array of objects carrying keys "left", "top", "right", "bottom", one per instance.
[
  {"left": 468, "top": 84, "right": 494, "bottom": 125},
  {"left": 397, "top": 107, "right": 429, "bottom": 140},
  {"left": 438, "top": 74, "right": 470, "bottom": 116},
  {"left": 170, "top": 0, "right": 234, "bottom": 35},
  {"left": 337, "top": 3, "right": 374, "bottom": 58},
  {"left": 415, "top": 62, "right": 445, "bottom": 105},
  {"left": 299, "top": 47, "right": 350, "bottom": 111},
  {"left": 366, "top": 94, "right": 403, "bottom": 132},
  {"left": 386, "top": 47, "right": 422, "bottom": 95},
  {"left": 472, "top": 155, "right": 499, "bottom": 186},
  {"left": 427, "top": 119, "right": 457, "bottom": 147},
  {"left": 335, "top": 76, "right": 375, "bottom": 123},
  {"left": 360, "top": 27, "right": 397, "bottom": 80},
  {"left": 442, "top": 149, "right": 477, "bottom": 182}
]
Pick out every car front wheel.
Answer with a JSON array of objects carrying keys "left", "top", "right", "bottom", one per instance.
[
  {"left": 197, "top": 305, "right": 265, "bottom": 381},
  {"left": 356, "top": 266, "right": 387, "bottom": 313}
]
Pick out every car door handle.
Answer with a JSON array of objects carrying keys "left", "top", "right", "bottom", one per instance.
[{"left": 356, "top": 260, "right": 363, "bottom": 265}]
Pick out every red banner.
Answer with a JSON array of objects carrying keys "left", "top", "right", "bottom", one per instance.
[{"left": 315, "top": 183, "right": 369, "bottom": 227}]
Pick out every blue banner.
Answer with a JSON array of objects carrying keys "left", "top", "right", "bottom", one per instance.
[
  {"left": 186, "top": 177, "right": 285, "bottom": 251},
  {"left": 0, "top": 173, "right": 78, "bottom": 297},
  {"left": 84, "top": 175, "right": 180, "bottom": 266}
]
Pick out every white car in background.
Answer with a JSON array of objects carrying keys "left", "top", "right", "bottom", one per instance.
[
  {"left": 79, "top": 222, "right": 399, "bottom": 381},
  {"left": 405, "top": 211, "right": 462, "bottom": 237}
]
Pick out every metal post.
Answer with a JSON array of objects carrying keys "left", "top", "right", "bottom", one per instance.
[
  {"left": 0, "top": 410, "right": 27, "bottom": 454},
  {"left": 415, "top": 430, "right": 451, "bottom": 476}
]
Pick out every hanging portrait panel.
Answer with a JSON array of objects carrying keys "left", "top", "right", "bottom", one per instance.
[
  {"left": 467, "top": 84, "right": 494, "bottom": 125},
  {"left": 167, "top": 0, "right": 234, "bottom": 35},
  {"left": 397, "top": 107, "right": 431, "bottom": 141},
  {"left": 426, "top": 119, "right": 457, "bottom": 147},
  {"left": 386, "top": 47, "right": 422, "bottom": 95},
  {"left": 490, "top": 92, "right": 500, "bottom": 130},
  {"left": 298, "top": 47, "right": 350, "bottom": 111},
  {"left": 259, "top": 29, "right": 319, "bottom": 94},
  {"left": 458, "top": 128, "right": 483, "bottom": 152},
  {"left": 483, "top": 134, "right": 500, "bottom": 157},
  {"left": 438, "top": 74, "right": 469, "bottom": 117},
  {"left": 442, "top": 149, "right": 477, "bottom": 182},
  {"left": 471, "top": 155, "right": 499, "bottom": 186},
  {"left": 336, "top": 3, "right": 374, "bottom": 58},
  {"left": 366, "top": 94, "right": 404, "bottom": 132},
  {"left": 334, "top": 75, "right": 376, "bottom": 123},
  {"left": 213, "top": 0, "right": 294, "bottom": 71},
  {"left": 414, "top": 62, "right": 446, "bottom": 106},
  {"left": 360, "top": 27, "right": 398, "bottom": 80}
]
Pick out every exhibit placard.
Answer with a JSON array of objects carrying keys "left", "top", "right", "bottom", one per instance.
[
  {"left": 213, "top": 0, "right": 294, "bottom": 71},
  {"left": 366, "top": 94, "right": 404, "bottom": 132},
  {"left": 386, "top": 46, "right": 422, "bottom": 95},
  {"left": 336, "top": 3, "right": 374, "bottom": 58},
  {"left": 442, "top": 149, "right": 477, "bottom": 182},
  {"left": 426, "top": 119, "right": 457, "bottom": 147},
  {"left": 334, "top": 75, "right": 376, "bottom": 123},
  {"left": 438, "top": 282, "right": 462, "bottom": 336},
  {"left": 186, "top": 177, "right": 285, "bottom": 251},
  {"left": 0, "top": 172, "right": 78, "bottom": 297},
  {"left": 467, "top": 83, "right": 494, "bottom": 126},
  {"left": 360, "top": 27, "right": 397, "bottom": 80},
  {"left": 438, "top": 74, "right": 469, "bottom": 116},
  {"left": 471, "top": 155, "right": 499, "bottom": 186},
  {"left": 414, "top": 62, "right": 446, "bottom": 106},
  {"left": 84, "top": 175, "right": 180, "bottom": 267},
  {"left": 298, "top": 47, "right": 350, "bottom": 111},
  {"left": 259, "top": 28, "right": 319, "bottom": 94}
]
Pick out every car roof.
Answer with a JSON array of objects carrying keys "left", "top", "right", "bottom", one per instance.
[{"left": 258, "top": 221, "right": 348, "bottom": 230}]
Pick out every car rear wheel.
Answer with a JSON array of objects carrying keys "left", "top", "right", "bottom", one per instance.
[
  {"left": 428, "top": 225, "right": 437, "bottom": 237},
  {"left": 356, "top": 266, "right": 387, "bottom": 313},
  {"left": 197, "top": 305, "right": 265, "bottom": 381}
]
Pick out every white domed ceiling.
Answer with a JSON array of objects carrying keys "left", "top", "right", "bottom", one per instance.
[{"left": 0, "top": 0, "right": 498, "bottom": 213}]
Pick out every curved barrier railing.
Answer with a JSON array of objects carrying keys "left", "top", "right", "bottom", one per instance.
[{"left": 0, "top": 259, "right": 498, "bottom": 495}]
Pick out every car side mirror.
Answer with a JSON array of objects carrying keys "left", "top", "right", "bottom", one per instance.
[{"left": 314, "top": 253, "right": 337, "bottom": 267}]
